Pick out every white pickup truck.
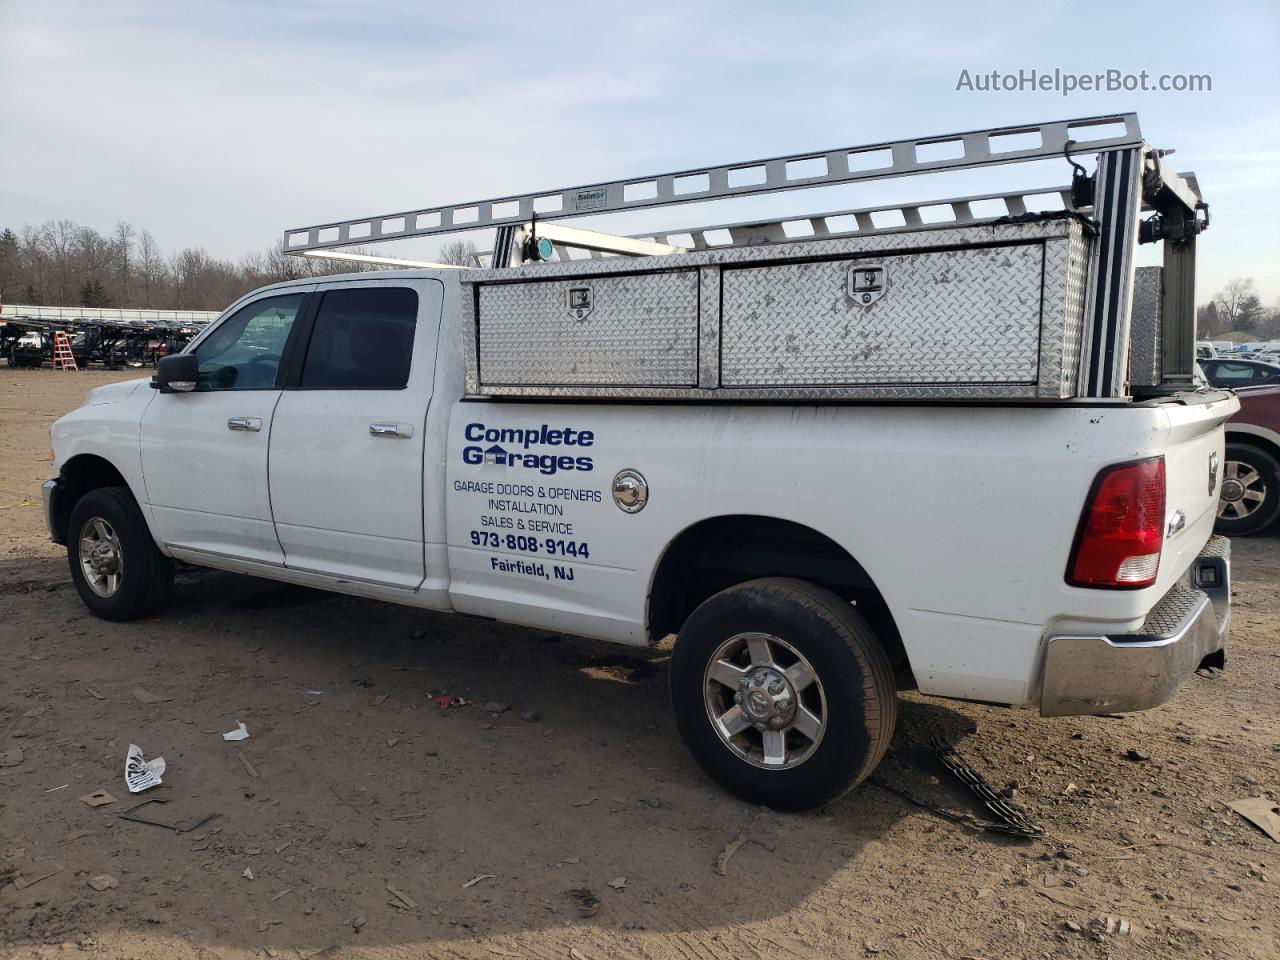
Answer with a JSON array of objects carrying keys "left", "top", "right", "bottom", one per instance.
[{"left": 44, "top": 115, "right": 1237, "bottom": 809}]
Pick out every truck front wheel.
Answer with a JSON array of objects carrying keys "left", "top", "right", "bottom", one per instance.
[
  {"left": 670, "top": 577, "right": 897, "bottom": 811},
  {"left": 67, "top": 486, "right": 174, "bottom": 621}
]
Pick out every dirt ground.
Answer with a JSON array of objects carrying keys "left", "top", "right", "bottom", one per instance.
[{"left": 1, "top": 367, "right": 1277, "bottom": 960}]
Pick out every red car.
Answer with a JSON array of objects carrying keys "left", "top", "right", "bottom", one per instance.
[{"left": 1219, "top": 383, "right": 1280, "bottom": 535}]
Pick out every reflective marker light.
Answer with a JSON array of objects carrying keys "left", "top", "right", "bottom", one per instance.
[{"left": 1067, "top": 457, "right": 1166, "bottom": 589}]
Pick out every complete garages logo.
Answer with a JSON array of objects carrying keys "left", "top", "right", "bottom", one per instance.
[{"left": 462, "top": 422, "right": 595, "bottom": 476}]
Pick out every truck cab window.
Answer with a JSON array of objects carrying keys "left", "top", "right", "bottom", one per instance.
[
  {"left": 193, "top": 294, "right": 304, "bottom": 391},
  {"left": 299, "top": 287, "right": 418, "bottom": 390}
]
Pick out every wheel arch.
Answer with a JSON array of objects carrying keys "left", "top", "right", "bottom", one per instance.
[
  {"left": 1226, "top": 426, "right": 1280, "bottom": 464},
  {"left": 53, "top": 454, "right": 138, "bottom": 544},
  {"left": 646, "top": 514, "right": 912, "bottom": 685}
]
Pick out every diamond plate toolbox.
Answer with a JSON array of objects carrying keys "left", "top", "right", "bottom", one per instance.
[
  {"left": 476, "top": 271, "right": 699, "bottom": 386},
  {"left": 463, "top": 219, "right": 1092, "bottom": 400}
]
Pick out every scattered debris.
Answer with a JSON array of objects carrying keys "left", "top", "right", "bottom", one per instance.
[
  {"left": 44, "top": 783, "right": 69, "bottom": 793},
  {"left": 86, "top": 874, "right": 118, "bottom": 891},
  {"left": 462, "top": 874, "right": 496, "bottom": 889},
  {"left": 930, "top": 738, "right": 1045, "bottom": 837},
  {"left": 1102, "top": 915, "right": 1133, "bottom": 936},
  {"left": 305, "top": 689, "right": 324, "bottom": 697},
  {"left": 14, "top": 862, "right": 62, "bottom": 889},
  {"left": 432, "top": 694, "right": 472, "bottom": 710},
  {"left": 238, "top": 753, "right": 259, "bottom": 779},
  {"left": 563, "top": 887, "right": 601, "bottom": 918},
  {"left": 85, "top": 687, "right": 105, "bottom": 700},
  {"left": 716, "top": 834, "right": 749, "bottom": 876},
  {"left": 0, "top": 747, "right": 24, "bottom": 768},
  {"left": 484, "top": 701, "right": 510, "bottom": 714},
  {"left": 329, "top": 785, "right": 377, "bottom": 823},
  {"left": 374, "top": 694, "right": 388, "bottom": 706},
  {"left": 351, "top": 911, "right": 367, "bottom": 931},
  {"left": 79, "top": 789, "right": 116, "bottom": 807},
  {"left": 1227, "top": 797, "right": 1280, "bottom": 842},
  {"left": 243, "top": 867, "right": 254, "bottom": 880},
  {"left": 520, "top": 708, "right": 540, "bottom": 722},
  {"left": 1036, "top": 887, "right": 1089, "bottom": 910},
  {"left": 124, "top": 744, "right": 165, "bottom": 793},
  {"left": 386, "top": 883, "right": 417, "bottom": 909},
  {"left": 117, "top": 797, "right": 218, "bottom": 833},
  {"left": 1063, "top": 920, "right": 1082, "bottom": 933},
  {"left": 607, "top": 876, "right": 627, "bottom": 890},
  {"left": 222, "top": 721, "right": 250, "bottom": 741},
  {"left": 572, "top": 797, "right": 597, "bottom": 808},
  {"left": 273, "top": 839, "right": 294, "bottom": 854},
  {"left": 270, "top": 887, "right": 295, "bottom": 903},
  {"left": 1125, "top": 748, "right": 1151, "bottom": 762},
  {"left": 131, "top": 687, "right": 173, "bottom": 704}
]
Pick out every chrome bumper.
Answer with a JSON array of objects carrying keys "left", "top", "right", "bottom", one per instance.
[
  {"left": 1040, "top": 536, "right": 1230, "bottom": 717},
  {"left": 42, "top": 478, "right": 64, "bottom": 544}
]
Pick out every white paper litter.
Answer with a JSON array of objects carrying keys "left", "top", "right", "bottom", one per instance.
[
  {"left": 125, "top": 743, "right": 166, "bottom": 793},
  {"left": 222, "top": 721, "right": 250, "bottom": 741}
]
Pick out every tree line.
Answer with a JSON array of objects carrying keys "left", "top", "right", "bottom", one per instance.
[
  {"left": 1, "top": 219, "right": 1274, "bottom": 338},
  {"left": 0, "top": 220, "right": 478, "bottom": 313}
]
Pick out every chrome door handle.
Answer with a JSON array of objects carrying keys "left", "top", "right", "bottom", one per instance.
[
  {"left": 370, "top": 422, "right": 414, "bottom": 439},
  {"left": 227, "top": 417, "right": 262, "bottom": 432}
]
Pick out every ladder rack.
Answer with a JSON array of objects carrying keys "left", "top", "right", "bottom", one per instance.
[
  {"left": 284, "top": 112, "right": 1208, "bottom": 401},
  {"left": 283, "top": 114, "right": 1144, "bottom": 253}
]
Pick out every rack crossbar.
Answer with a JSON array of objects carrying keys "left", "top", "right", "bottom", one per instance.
[{"left": 284, "top": 114, "right": 1141, "bottom": 253}]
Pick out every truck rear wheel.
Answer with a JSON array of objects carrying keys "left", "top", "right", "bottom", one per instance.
[
  {"left": 670, "top": 577, "right": 897, "bottom": 811},
  {"left": 67, "top": 486, "right": 174, "bottom": 621},
  {"left": 1215, "top": 442, "right": 1280, "bottom": 536}
]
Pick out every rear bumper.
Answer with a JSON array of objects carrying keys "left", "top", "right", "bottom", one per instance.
[
  {"left": 42, "top": 478, "right": 65, "bottom": 545},
  {"left": 1040, "top": 535, "right": 1230, "bottom": 717}
]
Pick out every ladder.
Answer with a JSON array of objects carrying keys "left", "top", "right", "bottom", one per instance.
[{"left": 52, "top": 331, "right": 78, "bottom": 371}]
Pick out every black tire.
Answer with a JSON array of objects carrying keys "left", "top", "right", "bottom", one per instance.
[
  {"left": 67, "top": 486, "right": 174, "bottom": 621},
  {"left": 1214, "top": 443, "right": 1280, "bottom": 537},
  {"left": 670, "top": 577, "right": 897, "bottom": 811}
]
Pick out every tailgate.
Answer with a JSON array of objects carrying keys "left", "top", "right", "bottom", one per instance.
[{"left": 1155, "top": 393, "right": 1239, "bottom": 593}]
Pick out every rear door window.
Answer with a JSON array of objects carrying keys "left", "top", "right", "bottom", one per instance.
[{"left": 298, "top": 287, "right": 419, "bottom": 390}]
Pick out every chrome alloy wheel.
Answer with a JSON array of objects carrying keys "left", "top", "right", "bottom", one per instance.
[
  {"left": 1217, "top": 460, "right": 1267, "bottom": 520},
  {"left": 703, "top": 632, "right": 826, "bottom": 770},
  {"left": 78, "top": 516, "right": 124, "bottom": 598}
]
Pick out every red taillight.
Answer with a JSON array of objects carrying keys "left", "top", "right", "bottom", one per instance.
[{"left": 1067, "top": 457, "right": 1165, "bottom": 589}]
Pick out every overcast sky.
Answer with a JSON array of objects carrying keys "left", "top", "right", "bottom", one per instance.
[{"left": 2, "top": 0, "right": 1278, "bottom": 302}]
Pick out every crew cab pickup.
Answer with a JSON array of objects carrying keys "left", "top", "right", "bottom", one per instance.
[
  {"left": 44, "top": 270, "right": 1235, "bottom": 809},
  {"left": 43, "top": 115, "right": 1238, "bottom": 809}
]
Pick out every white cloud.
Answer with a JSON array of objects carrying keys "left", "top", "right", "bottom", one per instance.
[{"left": 2, "top": 0, "right": 1277, "bottom": 300}]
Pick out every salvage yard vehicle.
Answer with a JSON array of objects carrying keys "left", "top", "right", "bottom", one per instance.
[
  {"left": 8, "top": 329, "right": 46, "bottom": 367},
  {"left": 1200, "top": 356, "right": 1280, "bottom": 389},
  {"left": 45, "top": 114, "right": 1237, "bottom": 810},
  {"left": 1218, "top": 384, "right": 1280, "bottom": 535}
]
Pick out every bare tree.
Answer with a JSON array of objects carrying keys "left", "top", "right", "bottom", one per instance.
[
  {"left": 137, "top": 230, "right": 166, "bottom": 307},
  {"left": 113, "top": 222, "right": 136, "bottom": 306},
  {"left": 437, "top": 239, "right": 480, "bottom": 266},
  {"left": 1213, "top": 278, "right": 1257, "bottom": 331}
]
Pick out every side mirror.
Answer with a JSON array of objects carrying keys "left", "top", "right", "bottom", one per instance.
[{"left": 151, "top": 353, "right": 199, "bottom": 393}]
